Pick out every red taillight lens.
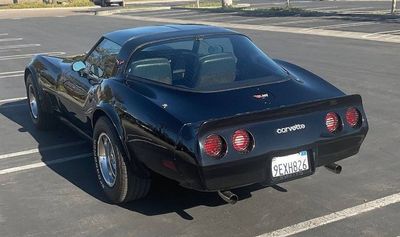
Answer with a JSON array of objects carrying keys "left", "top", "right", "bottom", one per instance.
[
  {"left": 203, "top": 134, "right": 226, "bottom": 158},
  {"left": 232, "top": 129, "right": 252, "bottom": 153},
  {"left": 325, "top": 112, "right": 340, "bottom": 133},
  {"left": 345, "top": 107, "right": 360, "bottom": 127}
]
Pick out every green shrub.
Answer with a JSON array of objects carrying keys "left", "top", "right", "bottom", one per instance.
[{"left": 3, "top": 0, "right": 93, "bottom": 9}]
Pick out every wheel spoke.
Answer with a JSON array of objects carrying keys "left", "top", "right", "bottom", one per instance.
[{"left": 97, "top": 133, "right": 117, "bottom": 187}]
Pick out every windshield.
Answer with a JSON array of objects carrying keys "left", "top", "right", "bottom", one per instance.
[{"left": 127, "top": 34, "right": 289, "bottom": 91}]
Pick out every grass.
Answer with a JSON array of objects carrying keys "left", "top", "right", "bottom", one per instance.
[
  {"left": 1, "top": 0, "right": 94, "bottom": 9},
  {"left": 182, "top": 1, "right": 224, "bottom": 8},
  {"left": 238, "top": 7, "right": 322, "bottom": 17},
  {"left": 177, "top": 3, "right": 324, "bottom": 17}
]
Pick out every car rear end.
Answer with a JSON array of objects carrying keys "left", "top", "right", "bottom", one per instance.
[{"left": 176, "top": 94, "right": 368, "bottom": 191}]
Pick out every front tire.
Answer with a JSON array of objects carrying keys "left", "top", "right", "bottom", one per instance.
[
  {"left": 93, "top": 116, "right": 151, "bottom": 203},
  {"left": 25, "top": 74, "right": 56, "bottom": 130}
]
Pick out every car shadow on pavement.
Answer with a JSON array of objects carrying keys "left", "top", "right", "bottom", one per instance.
[{"left": 0, "top": 100, "right": 267, "bottom": 220}]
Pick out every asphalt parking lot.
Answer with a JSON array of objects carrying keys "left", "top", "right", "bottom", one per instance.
[
  {"left": 0, "top": 6, "right": 400, "bottom": 237},
  {"left": 117, "top": 7, "right": 400, "bottom": 39}
]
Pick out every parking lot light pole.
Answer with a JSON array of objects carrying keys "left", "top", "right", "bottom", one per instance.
[{"left": 222, "top": 0, "right": 232, "bottom": 8}]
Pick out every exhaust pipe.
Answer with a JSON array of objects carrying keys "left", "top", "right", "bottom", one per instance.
[
  {"left": 217, "top": 190, "right": 238, "bottom": 204},
  {"left": 325, "top": 163, "right": 342, "bottom": 174}
]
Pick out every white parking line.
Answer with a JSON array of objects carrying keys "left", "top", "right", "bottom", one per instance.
[
  {"left": 0, "top": 97, "right": 27, "bottom": 104},
  {"left": 271, "top": 19, "right": 321, "bottom": 26},
  {"left": 0, "top": 141, "right": 87, "bottom": 160},
  {"left": 306, "top": 6, "right": 338, "bottom": 10},
  {"left": 136, "top": 9, "right": 190, "bottom": 17},
  {"left": 305, "top": 21, "right": 378, "bottom": 31},
  {"left": 363, "top": 29, "right": 400, "bottom": 39},
  {"left": 0, "top": 38, "right": 23, "bottom": 42},
  {"left": 175, "top": 12, "right": 235, "bottom": 19},
  {"left": 0, "top": 44, "right": 40, "bottom": 50},
  {"left": 0, "top": 51, "right": 65, "bottom": 61},
  {"left": 231, "top": 18, "right": 266, "bottom": 23},
  {"left": 0, "top": 33, "right": 9, "bottom": 36},
  {"left": 0, "top": 74, "right": 24, "bottom": 79},
  {"left": 258, "top": 192, "right": 400, "bottom": 237},
  {"left": 145, "top": 10, "right": 193, "bottom": 18},
  {"left": 0, "top": 70, "right": 24, "bottom": 75},
  {"left": 340, "top": 6, "right": 376, "bottom": 12},
  {"left": 0, "top": 70, "right": 24, "bottom": 79},
  {"left": 203, "top": 14, "right": 241, "bottom": 21},
  {"left": 0, "top": 153, "right": 91, "bottom": 175}
]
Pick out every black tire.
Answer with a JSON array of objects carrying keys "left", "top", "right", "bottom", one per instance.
[
  {"left": 119, "top": 1, "right": 125, "bottom": 7},
  {"left": 93, "top": 116, "right": 151, "bottom": 203},
  {"left": 25, "top": 74, "right": 56, "bottom": 130},
  {"left": 100, "top": 0, "right": 106, "bottom": 7}
]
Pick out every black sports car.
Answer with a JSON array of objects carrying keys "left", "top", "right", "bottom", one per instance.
[{"left": 24, "top": 25, "right": 368, "bottom": 204}]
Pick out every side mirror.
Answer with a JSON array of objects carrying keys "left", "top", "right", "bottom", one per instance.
[{"left": 72, "top": 61, "right": 86, "bottom": 72}]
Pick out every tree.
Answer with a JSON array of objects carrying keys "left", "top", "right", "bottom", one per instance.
[
  {"left": 221, "top": 0, "right": 232, "bottom": 8},
  {"left": 286, "top": 0, "right": 291, "bottom": 8},
  {"left": 391, "top": 0, "right": 397, "bottom": 14}
]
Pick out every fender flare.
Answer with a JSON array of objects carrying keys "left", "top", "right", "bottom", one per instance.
[
  {"left": 91, "top": 103, "right": 150, "bottom": 178},
  {"left": 25, "top": 65, "right": 53, "bottom": 112}
]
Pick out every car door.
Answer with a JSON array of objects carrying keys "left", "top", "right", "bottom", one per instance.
[{"left": 59, "top": 38, "right": 121, "bottom": 135}]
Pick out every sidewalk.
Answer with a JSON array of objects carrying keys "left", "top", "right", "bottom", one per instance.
[{"left": 0, "top": 6, "right": 101, "bottom": 19}]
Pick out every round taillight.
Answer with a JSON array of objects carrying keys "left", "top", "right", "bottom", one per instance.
[
  {"left": 203, "top": 134, "right": 226, "bottom": 158},
  {"left": 232, "top": 129, "right": 253, "bottom": 153},
  {"left": 325, "top": 112, "right": 340, "bottom": 133},
  {"left": 346, "top": 107, "right": 360, "bottom": 127}
]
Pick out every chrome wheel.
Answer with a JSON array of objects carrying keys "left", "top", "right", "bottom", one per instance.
[
  {"left": 97, "top": 133, "right": 117, "bottom": 187},
  {"left": 28, "top": 84, "right": 38, "bottom": 119}
]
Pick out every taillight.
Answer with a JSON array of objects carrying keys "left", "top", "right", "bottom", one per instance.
[
  {"left": 232, "top": 129, "right": 253, "bottom": 153},
  {"left": 345, "top": 107, "right": 361, "bottom": 127},
  {"left": 325, "top": 112, "right": 340, "bottom": 133},
  {"left": 203, "top": 134, "right": 226, "bottom": 158}
]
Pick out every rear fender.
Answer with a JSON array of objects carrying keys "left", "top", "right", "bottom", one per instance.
[{"left": 92, "top": 103, "right": 150, "bottom": 178}]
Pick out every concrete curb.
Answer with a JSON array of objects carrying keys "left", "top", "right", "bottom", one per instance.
[
  {"left": 94, "top": 6, "right": 170, "bottom": 16},
  {"left": 125, "top": 0, "right": 192, "bottom": 4},
  {"left": 0, "top": 5, "right": 100, "bottom": 13},
  {"left": 171, "top": 3, "right": 251, "bottom": 10}
]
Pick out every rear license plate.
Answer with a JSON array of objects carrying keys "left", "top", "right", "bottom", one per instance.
[{"left": 271, "top": 151, "right": 309, "bottom": 178}]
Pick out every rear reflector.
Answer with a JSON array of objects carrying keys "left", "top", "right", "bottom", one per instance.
[
  {"left": 346, "top": 107, "right": 361, "bottom": 127},
  {"left": 203, "top": 134, "right": 226, "bottom": 158},
  {"left": 232, "top": 129, "right": 253, "bottom": 153},
  {"left": 325, "top": 112, "right": 340, "bottom": 133}
]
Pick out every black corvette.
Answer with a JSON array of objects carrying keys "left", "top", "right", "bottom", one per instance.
[{"left": 24, "top": 25, "right": 368, "bottom": 204}]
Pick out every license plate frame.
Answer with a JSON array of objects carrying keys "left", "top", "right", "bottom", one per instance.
[{"left": 271, "top": 151, "right": 310, "bottom": 180}]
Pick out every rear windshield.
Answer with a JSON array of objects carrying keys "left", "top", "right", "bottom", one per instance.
[{"left": 127, "top": 34, "right": 289, "bottom": 91}]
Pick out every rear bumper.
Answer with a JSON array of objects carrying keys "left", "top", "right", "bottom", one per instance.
[{"left": 175, "top": 131, "right": 366, "bottom": 191}]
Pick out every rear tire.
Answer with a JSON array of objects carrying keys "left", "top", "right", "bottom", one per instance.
[
  {"left": 119, "top": 1, "right": 125, "bottom": 7},
  {"left": 93, "top": 116, "right": 151, "bottom": 203},
  {"left": 25, "top": 74, "right": 56, "bottom": 130}
]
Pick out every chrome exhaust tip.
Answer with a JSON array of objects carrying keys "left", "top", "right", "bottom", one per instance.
[
  {"left": 325, "top": 163, "right": 342, "bottom": 174},
  {"left": 217, "top": 190, "right": 238, "bottom": 204}
]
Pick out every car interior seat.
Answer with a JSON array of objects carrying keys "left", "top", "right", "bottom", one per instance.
[{"left": 128, "top": 58, "right": 172, "bottom": 85}]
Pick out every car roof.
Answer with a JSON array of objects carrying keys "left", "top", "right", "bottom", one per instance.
[{"left": 104, "top": 24, "right": 237, "bottom": 45}]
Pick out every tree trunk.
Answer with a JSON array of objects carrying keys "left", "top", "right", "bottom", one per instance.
[
  {"left": 391, "top": 0, "right": 397, "bottom": 14},
  {"left": 196, "top": 0, "right": 199, "bottom": 8},
  {"left": 286, "top": 0, "right": 291, "bottom": 8},
  {"left": 221, "top": 0, "right": 232, "bottom": 8}
]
